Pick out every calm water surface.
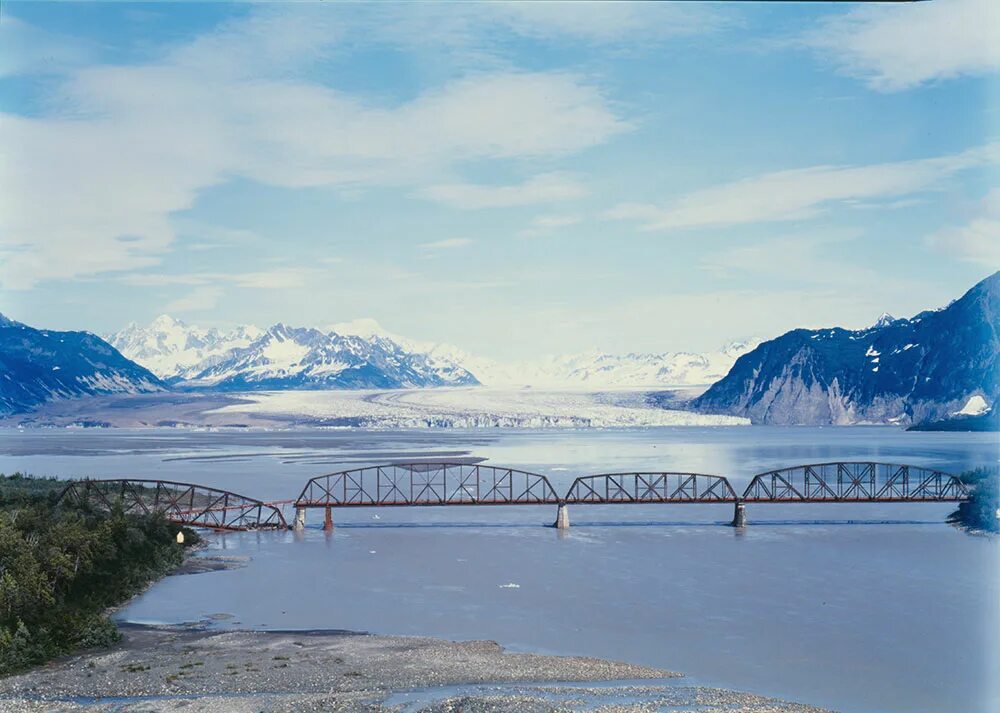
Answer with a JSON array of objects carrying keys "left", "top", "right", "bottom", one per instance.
[{"left": 1, "top": 426, "right": 997, "bottom": 713}]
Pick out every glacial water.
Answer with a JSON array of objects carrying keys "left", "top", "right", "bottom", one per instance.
[{"left": 1, "top": 426, "right": 997, "bottom": 713}]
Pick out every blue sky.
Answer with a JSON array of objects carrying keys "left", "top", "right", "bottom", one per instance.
[{"left": 1, "top": 1, "right": 997, "bottom": 359}]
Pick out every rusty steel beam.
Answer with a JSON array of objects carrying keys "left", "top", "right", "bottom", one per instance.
[
  {"left": 58, "top": 478, "right": 287, "bottom": 531},
  {"left": 295, "top": 463, "right": 559, "bottom": 508}
]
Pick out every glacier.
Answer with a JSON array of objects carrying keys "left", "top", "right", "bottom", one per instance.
[{"left": 205, "top": 387, "right": 750, "bottom": 428}]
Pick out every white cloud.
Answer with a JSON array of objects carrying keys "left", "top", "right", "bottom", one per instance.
[
  {"left": 530, "top": 214, "right": 582, "bottom": 229},
  {"left": 700, "top": 231, "right": 864, "bottom": 281},
  {"left": 115, "top": 267, "right": 324, "bottom": 289},
  {"left": 163, "top": 286, "right": 225, "bottom": 314},
  {"left": 0, "top": 16, "right": 94, "bottom": 78},
  {"left": 926, "top": 189, "right": 1000, "bottom": 267},
  {"left": 804, "top": 0, "right": 1000, "bottom": 91},
  {"left": 607, "top": 144, "right": 999, "bottom": 231},
  {"left": 229, "top": 269, "right": 323, "bottom": 290},
  {"left": 331, "top": 1, "right": 727, "bottom": 62},
  {"left": 517, "top": 213, "right": 582, "bottom": 238},
  {"left": 0, "top": 10, "right": 627, "bottom": 290},
  {"left": 483, "top": 1, "right": 728, "bottom": 44},
  {"left": 420, "top": 173, "right": 588, "bottom": 209},
  {"left": 419, "top": 238, "right": 474, "bottom": 250}
]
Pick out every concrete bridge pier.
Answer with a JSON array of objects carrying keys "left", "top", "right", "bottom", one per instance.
[
  {"left": 323, "top": 505, "right": 334, "bottom": 531},
  {"left": 294, "top": 507, "right": 307, "bottom": 531},
  {"left": 731, "top": 501, "right": 747, "bottom": 528},
  {"left": 553, "top": 503, "right": 570, "bottom": 530}
]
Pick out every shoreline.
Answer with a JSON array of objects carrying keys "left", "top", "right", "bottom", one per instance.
[{"left": 0, "top": 624, "right": 833, "bottom": 712}]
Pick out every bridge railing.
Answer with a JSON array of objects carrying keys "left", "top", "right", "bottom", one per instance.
[
  {"left": 741, "top": 462, "right": 970, "bottom": 502},
  {"left": 563, "top": 472, "right": 737, "bottom": 504},
  {"left": 59, "top": 478, "right": 287, "bottom": 531},
  {"left": 295, "top": 463, "right": 560, "bottom": 508}
]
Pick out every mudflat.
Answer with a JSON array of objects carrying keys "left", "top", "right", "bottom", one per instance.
[{"left": 0, "top": 624, "right": 832, "bottom": 712}]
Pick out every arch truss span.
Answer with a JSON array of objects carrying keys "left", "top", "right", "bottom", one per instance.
[
  {"left": 295, "top": 463, "right": 560, "bottom": 508},
  {"left": 742, "top": 462, "right": 970, "bottom": 502},
  {"left": 58, "top": 479, "right": 288, "bottom": 531},
  {"left": 563, "top": 472, "right": 737, "bottom": 504}
]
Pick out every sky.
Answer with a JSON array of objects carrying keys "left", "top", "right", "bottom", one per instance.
[{"left": 0, "top": 0, "right": 997, "bottom": 359}]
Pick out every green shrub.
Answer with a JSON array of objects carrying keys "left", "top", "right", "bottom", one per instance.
[{"left": 76, "top": 615, "right": 122, "bottom": 650}]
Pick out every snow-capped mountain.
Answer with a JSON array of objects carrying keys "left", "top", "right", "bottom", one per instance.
[
  {"left": 331, "top": 319, "right": 761, "bottom": 387},
  {"left": 693, "top": 272, "right": 1000, "bottom": 426},
  {"left": 111, "top": 314, "right": 758, "bottom": 391},
  {"left": 1, "top": 314, "right": 164, "bottom": 415},
  {"left": 438, "top": 344, "right": 762, "bottom": 388},
  {"left": 107, "top": 315, "right": 263, "bottom": 382},
  {"left": 185, "top": 323, "right": 479, "bottom": 390},
  {"left": 110, "top": 316, "right": 479, "bottom": 390}
]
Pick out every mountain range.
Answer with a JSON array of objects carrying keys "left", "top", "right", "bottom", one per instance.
[
  {"left": 106, "top": 316, "right": 760, "bottom": 390},
  {"left": 0, "top": 314, "right": 163, "bottom": 415},
  {"left": 693, "top": 271, "right": 999, "bottom": 426},
  {"left": 108, "top": 316, "right": 478, "bottom": 390},
  {"left": 2, "top": 272, "right": 996, "bottom": 427}
]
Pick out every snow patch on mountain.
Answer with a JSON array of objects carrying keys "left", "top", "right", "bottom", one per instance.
[{"left": 955, "top": 394, "right": 990, "bottom": 416}]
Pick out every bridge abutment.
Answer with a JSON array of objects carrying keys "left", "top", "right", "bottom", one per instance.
[
  {"left": 731, "top": 501, "right": 747, "bottom": 528},
  {"left": 553, "top": 503, "right": 570, "bottom": 529},
  {"left": 323, "top": 506, "right": 334, "bottom": 531},
  {"left": 294, "top": 507, "right": 307, "bottom": 531}
]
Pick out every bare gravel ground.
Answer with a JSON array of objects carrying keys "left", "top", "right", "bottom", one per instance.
[{"left": 0, "top": 625, "right": 833, "bottom": 713}]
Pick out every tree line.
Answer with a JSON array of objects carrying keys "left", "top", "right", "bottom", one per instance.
[{"left": 0, "top": 473, "right": 198, "bottom": 675}]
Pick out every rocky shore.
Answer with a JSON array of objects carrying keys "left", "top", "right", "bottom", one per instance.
[{"left": 0, "top": 625, "right": 832, "bottom": 712}]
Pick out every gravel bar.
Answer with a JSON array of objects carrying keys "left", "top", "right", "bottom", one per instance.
[{"left": 0, "top": 625, "right": 834, "bottom": 712}]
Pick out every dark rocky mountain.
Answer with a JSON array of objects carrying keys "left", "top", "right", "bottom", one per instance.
[
  {"left": 0, "top": 314, "right": 165, "bottom": 415},
  {"left": 692, "top": 272, "right": 1000, "bottom": 426}
]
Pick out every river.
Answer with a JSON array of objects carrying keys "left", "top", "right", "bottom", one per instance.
[{"left": 1, "top": 425, "right": 996, "bottom": 713}]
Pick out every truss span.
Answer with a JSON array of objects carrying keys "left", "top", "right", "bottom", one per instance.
[
  {"left": 295, "top": 463, "right": 559, "bottom": 508},
  {"left": 742, "top": 462, "right": 969, "bottom": 502},
  {"left": 59, "top": 479, "right": 287, "bottom": 531},
  {"left": 564, "top": 472, "right": 737, "bottom": 504}
]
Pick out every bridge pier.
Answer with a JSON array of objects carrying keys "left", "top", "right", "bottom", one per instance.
[
  {"left": 294, "top": 507, "right": 306, "bottom": 531},
  {"left": 731, "top": 501, "right": 747, "bottom": 528},
  {"left": 323, "top": 505, "right": 334, "bottom": 531},
  {"left": 553, "top": 503, "right": 570, "bottom": 530}
]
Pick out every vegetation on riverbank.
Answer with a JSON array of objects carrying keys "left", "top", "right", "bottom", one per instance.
[
  {"left": 0, "top": 473, "right": 197, "bottom": 675},
  {"left": 948, "top": 467, "right": 1000, "bottom": 534}
]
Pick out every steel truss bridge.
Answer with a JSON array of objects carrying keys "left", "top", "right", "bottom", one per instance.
[
  {"left": 55, "top": 462, "right": 970, "bottom": 532},
  {"left": 59, "top": 479, "right": 287, "bottom": 531},
  {"left": 293, "top": 461, "right": 970, "bottom": 529}
]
